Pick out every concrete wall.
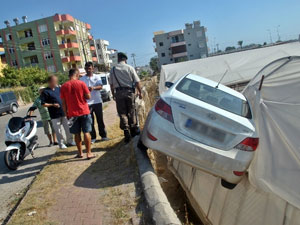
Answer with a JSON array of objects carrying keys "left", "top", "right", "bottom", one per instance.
[{"left": 169, "top": 159, "right": 300, "bottom": 225}]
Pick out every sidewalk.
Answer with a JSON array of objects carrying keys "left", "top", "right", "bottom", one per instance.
[{"left": 7, "top": 101, "right": 151, "bottom": 225}]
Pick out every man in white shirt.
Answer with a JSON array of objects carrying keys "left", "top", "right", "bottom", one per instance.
[{"left": 80, "top": 62, "right": 108, "bottom": 143}]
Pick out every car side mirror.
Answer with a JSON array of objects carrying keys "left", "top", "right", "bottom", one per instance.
[{"left": 165, "top": 82, "right": 174, "bottom": 88}]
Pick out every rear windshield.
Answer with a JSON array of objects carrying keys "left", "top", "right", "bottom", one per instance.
[
  {"left": 176, "top": 78, "right": 252, "bottom": 118},
  {"left": 101, "top": 77, "right": 107, "bottom": 85}
]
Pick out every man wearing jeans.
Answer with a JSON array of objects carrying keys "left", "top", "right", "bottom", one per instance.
[
  {"left": 80, "top": 62, "right": 108, "bottom": 143},
  {"left": 41, "top": 75, "right": 74, "bottom": 149},
  {"left": 61, "top": 68, "right": 94, "bottom": 159}
]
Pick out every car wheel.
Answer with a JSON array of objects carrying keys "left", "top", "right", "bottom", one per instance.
[
  {"left": 137, "top": 139, "right": 148, "bottom": 152},
  {"left": 221, "top": 179, "right": 237, "bottom": 190},
  {"left": 11, "top": 104, "right": 18, "bottom": 113}
]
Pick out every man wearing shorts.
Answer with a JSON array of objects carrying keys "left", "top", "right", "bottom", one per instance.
[
  {"left": 29, "top": 87, "right": 57, "bottom": 146},
  {"left": 60, "top": 68, "right": 94, "bottom": 159}
]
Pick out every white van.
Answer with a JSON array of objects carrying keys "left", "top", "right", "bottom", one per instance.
[{"left": 99, "top": 73, "right": 113, "bottom": 102}]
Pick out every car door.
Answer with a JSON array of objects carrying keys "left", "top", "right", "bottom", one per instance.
[
  {"left": 2, "top": 93, "right": 11, "bottom": 112},
  {"left": 0, "top": 95, "right": 4, "bottom": 114}
]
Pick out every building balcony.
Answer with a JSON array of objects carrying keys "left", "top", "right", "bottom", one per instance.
[
  {"left": 170, "top": 41, "right": 186, "bottom": 48},
  {"left": 92, "top": 57, "right": 98, "bottom": 62},
  {"left": 54, "top": 14, "right": 74, "bottom": 23},
  {"left": 86, "top": 23, "right": 91, "bottom": 30},
  {"left": 61, "top": 55, "right": 81, "bottom": 63},
  {"left": 56, "top": 29, "right": 76, "bottom": 36},
  {"left": 90, "top": 46, "right": 95, "bottom": 51},
  {"left": 59, "top": 42, "right": 79, "bottom": 49},
  {"left": 172, "top": 52, "right": 188, "bottom": 58}
]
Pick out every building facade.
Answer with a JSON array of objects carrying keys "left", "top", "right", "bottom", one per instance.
[
  {"left": 0, "top": 14, "right": 97, "bottom": 72},
  {"left": 92, "top": 39, "right": 112, "bottom": 68},
  {"left": 107, "top": 49, "right": 118, "bottom": 68},
  {"left": 153, "top": 21, "right": 208, "bottom": 67}
]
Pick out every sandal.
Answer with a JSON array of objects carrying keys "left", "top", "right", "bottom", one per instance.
[
  {"left": 86, "top": 155, "right": 96, "bottom": 160},
  {"left": 74, "top": 154, "right": 83, "bottom": 159}
]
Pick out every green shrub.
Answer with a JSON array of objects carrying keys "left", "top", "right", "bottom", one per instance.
[{"left": 0, "top": 66, "right": 48, "bottom": 87}]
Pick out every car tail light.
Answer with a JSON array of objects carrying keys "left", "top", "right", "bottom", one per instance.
[
  {"left": 155, "top": 98, "right": 174, "bottom": 123},
  {"left": 147, "top": 131, "right": 157, "bottom": 141},
  {"left": 233, "top": 171, "right": 245, "bottom": 176},
  {"left": 235, "top": 137, "right": 259, "bottom": 151}
]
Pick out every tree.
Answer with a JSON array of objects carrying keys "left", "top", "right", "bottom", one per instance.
[
  {"left": 94, "top": 63, "right": 110, "bottom": 72},
  {"left": 225, "top": 46, "right": 236, "bottom": 52},
  {"left": 238, "top": 40, "right": 243, "bottom": 49},
  {"left": 149, "top": 56, "right": 159, "bottom": 73}
]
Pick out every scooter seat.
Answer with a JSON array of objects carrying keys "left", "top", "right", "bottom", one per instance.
[{"left": 8, "top": 117, "right": 25, "bottom": 133}]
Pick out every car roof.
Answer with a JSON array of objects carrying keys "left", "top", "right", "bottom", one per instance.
[{"left": 185, "top": 74, "right": 246, "bottom": 100}]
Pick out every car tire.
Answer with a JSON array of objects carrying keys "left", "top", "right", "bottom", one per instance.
[
  {"left": 11, "top": 104, "right": 18, "bottom": 113},
  {"left": 221, "top": 179, "right": 237, "bottom": 190},
  {"left": 137, "top": 139, "right": 148, "bottom": 152}
]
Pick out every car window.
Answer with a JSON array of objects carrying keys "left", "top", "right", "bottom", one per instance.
[
  {"left": 2, "top": 94, "right": 9, "bottom": 102},
  {"left": 101, "top": 77, "right": 107, "bottom": 85},
  {"left": 176, "top": 78, "right": 252, "bottom": 118}
]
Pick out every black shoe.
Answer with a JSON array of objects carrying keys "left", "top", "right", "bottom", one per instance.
[
  {"left": 53, "top": 142, "right": 59, "bottom": 146},
  {"left": 130, "top": 127, "right": 140, "bottom": 138},
  {"left": 124, "top": 130, "right": 131, "bottom": 143}
]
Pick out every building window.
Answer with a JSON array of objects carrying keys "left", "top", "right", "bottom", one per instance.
[
  {"left": 188, "top": 43, "right": 191, "bottom": 46},
  {"left": 190, "top": 55, "right": 194, "bottom": 57},
  {"left": 159, "top": 42, "right": 164, "bottom": 47},
  {"left": 97, "top": 44, "right": 100, "bottom": 49},
  {"left": 47, "top": 65, "right": 56, "bottom": 72},
  {"left": 9, "top": 48, "right": 15, "bottom": 54},
  {"left": 188, "top": 32, "right": 190, "bottom": 35},
  {"left": 6, "top": 33, "right": 12, "bottom": 40},
  {"left": 76, "top": 25, "right": 80, "bottom": 31},
  {"left": 170, "top": 58, "right": 173, "bottom": 61},
  {"left": 42, "top": 38, "right": 51, "bottom": 46},
  {"left": 12, "top": 60, "right": 18, "bottom": 66},
  {"left": 30, "top": 56, "right": 39, "bottom": 64},
  {"left": 161, "top": 53, "right": 165, "bottom": 57},
  {"left": 24, "top": 29, "right": 33, "bottom": 38},
  {"left": 38, "top": 24, "right": 48, "bottom": 33},
  {"left": 82, "top": 27, "right": 86, "bottom": 33},
  {"left": 44, "top": 51, "right": 53, "bottom": 59}
]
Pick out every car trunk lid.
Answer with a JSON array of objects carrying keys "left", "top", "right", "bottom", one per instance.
[{"left": 170, "top": 91, "right": 255, "bottom": 150}]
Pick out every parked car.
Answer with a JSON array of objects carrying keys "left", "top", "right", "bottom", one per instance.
[
  {"left": 139, "top": 74, "right": 258, "bottom": 189},
  {"left": 100, "top": 73, "right": 113, "bottom": 102},
  {"left": 0, "top": 92, "right": 19, "bottom": 115}
]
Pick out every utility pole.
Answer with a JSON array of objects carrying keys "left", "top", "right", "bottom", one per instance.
[
  {"left": 267, "top": 29, "right": 273, "bottom": 44},
  {"left": 216, "top": 43, "right": 219, "bottom": 52},
  {"left": 131, "top": 53, "right": 136, "bottom": 68},
  {"left": 276, "top": 25, "right": 281, "bottom": 42}
]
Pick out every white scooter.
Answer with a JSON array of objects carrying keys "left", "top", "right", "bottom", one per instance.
[{"left": 4, "top": 111, "right": 38, "bottom": 170}]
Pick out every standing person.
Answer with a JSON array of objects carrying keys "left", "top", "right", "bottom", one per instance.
[
  {"left": 41, "top": 75, "right": 75, "bottom": 149},
  {"left": 28, "top": 87, "right": 57, "bottom": 146},
  {"left": 80, "top": 62, "right": 108, "bottom": 143},
  {"left": 109, "top": 52, "right": 142, "bottom": 143},
  {"left": 61, "top": 68, "right": 95, "bottom": 159}
]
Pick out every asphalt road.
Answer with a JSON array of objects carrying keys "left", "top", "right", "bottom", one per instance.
[{"left": 0, "top": 105, "right": 57, "bottom": 223}]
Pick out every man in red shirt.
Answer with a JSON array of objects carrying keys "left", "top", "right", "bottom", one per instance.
[{"left": 60, "top": 68, "right": 95, "bottom": 159}]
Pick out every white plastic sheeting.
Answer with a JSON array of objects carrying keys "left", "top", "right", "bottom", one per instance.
[
  {"left": 169, "top": 158, "right": 300, "bottom": 225},
  {"left": 243, "top": 56, "right": 300, "bottom": 209},
  {"left": 159, "top": 42, "right": 300, "bottom": 94}
]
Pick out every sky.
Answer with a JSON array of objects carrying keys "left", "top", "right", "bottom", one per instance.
[{"left": 1, "top": 0, "right": 300, "bottom": 66}]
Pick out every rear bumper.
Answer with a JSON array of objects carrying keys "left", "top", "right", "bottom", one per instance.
[{"left": 141, "top": 109, "right": 254, "bottom": 184}]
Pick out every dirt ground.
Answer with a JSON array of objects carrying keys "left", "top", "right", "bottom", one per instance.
[{"left": 7, "top": 102, "right": 152, "bottom": 225}]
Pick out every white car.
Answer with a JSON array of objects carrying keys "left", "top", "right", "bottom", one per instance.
[
  {"left": 139, "top": 74, "right": 258, "bottom": 189},
  {"left": 100, "top": 73, "right": 113, "bottom": 102}
]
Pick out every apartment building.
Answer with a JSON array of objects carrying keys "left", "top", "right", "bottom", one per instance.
[
  {"left": 0, "top": 14, "right": 97, "bottom": 72},
  {"left": 0, "top": 43, "right": 6, "bottom": 76},
  {"left": 91, "top": 39, "right": 113, "bottom": 68},
  {"left": 108, "top": 49, "right": 118, "bottom": 67},
  {"left": 153, "top": 20, "right": 208, "bottom": 67}
]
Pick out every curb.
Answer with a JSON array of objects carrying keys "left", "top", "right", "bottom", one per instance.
[{"left": 133, "top": 137, "right": 181, "bottom": 225}]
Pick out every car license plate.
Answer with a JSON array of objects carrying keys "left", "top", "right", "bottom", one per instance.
[{"left": 185, "top": 119, "right": 225, "bottom": 142}]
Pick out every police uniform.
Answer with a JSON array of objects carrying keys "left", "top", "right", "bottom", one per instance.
[{"left": 109, "top": 54, "right": 140, "bottom": 140}]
